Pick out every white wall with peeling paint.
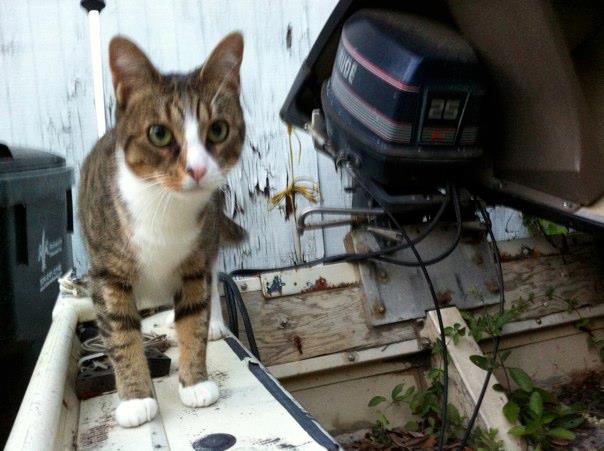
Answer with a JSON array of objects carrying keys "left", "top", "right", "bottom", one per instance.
[{"left": 0, "top": 0, "right": 528, "bottom": 274}]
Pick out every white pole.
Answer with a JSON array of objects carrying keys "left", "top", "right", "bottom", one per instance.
[{"left": 87, "top": 9, "right": 106, "bottom": 137}]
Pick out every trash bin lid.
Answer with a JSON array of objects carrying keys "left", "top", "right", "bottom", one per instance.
[{"left": 0, "top": 143, "right": 65, "bottom": 174}]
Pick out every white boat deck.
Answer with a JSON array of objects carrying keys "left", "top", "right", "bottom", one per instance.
[{"left": 6, "top": 297, "right": 340, "bottom": 451}]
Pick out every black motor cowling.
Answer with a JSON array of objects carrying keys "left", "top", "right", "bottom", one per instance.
[{"left": 322, "top": 10, "right": 486, "bottom": 187}]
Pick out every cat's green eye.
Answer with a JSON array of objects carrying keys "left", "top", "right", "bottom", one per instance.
[
  {"left": 147, "top": 124, "right": 173, "bottom": 147},
  {"left": 207, "top": 120, "right": 229, "bottom": 144}
]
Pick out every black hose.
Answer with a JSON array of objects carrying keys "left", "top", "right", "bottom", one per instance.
[
  {"left": 230, "top": 185, "right": 453, "bottom": 277},
  {"left": 345, "top": 167, "right": 451, "bottom": 450},
  {"left": 219, "top": 272, "right": 260, "bottom": 359},
  {"left": 457, "top": 197, "right": 506, "bottom": 450},
  {"left": 222, "top": 276, "right": 239, "bottom": 338},
  {"left": 373, "top": 185, "right": 462, "bottom": 268}
]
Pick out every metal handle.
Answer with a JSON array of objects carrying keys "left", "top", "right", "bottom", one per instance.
[{"left": 297, "top": 206, "right": 385, "bottom": 234}]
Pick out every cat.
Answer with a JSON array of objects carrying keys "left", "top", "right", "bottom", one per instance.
[{"left": 78, "top": 33, "right": 246, "bottom": 428}]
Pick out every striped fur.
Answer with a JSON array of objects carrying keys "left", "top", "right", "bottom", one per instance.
[{"left": 78, "top": 33, "right": 246, "bottom": 427}]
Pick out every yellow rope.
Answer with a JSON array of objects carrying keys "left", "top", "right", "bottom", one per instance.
[{"left": 270, "top": 124, "right": 320, "bottom": 210}]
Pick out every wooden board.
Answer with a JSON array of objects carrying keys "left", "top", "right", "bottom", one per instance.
[
  {"left": 237, "top": 286, "right": 417, "bottom": 366},
  {"left": 234, "top": 237, "right": 604, "bottom": 367},
  {"left": 502, "top": 243, "right": 604, "bottom": 320}
]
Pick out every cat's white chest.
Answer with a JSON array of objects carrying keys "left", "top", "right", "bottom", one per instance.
[
  {"left": 131, "top": 221, "right": 199, "bottom": 309},
  {"left": 116, "top": 152, "right": 211, "bottom": 309}
]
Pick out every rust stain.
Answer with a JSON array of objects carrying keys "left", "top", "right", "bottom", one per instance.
[
  {"left": 500, "top": 246, "right": 542, "bottom": 262},
  {"left": 437, "top": 290, "right": 453, "bottom": 306},
  {"left": 300, "top": 276, "right": 357, "bottom": 294},
  {"left": 293, "top": 335, "right": 303, "bottom": 355},
  {"left": 485, "top": 279, "right": 500, "bottom": 294},
  {"left": 372, "top": 299, "right": 386, "bottom": 316}
]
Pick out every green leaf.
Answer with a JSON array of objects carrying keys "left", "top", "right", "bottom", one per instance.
[
  {"left": 600, "top": 347, "right": 604, "bottom": 364},
  {"left": 508, "top": 425, "right": 527, "bottom": 436},
  {"left": 447, "top": 403, "right": 461, "bottom": 423},
  {"left": 547, "top": 427, "right": 575, "bottom": 440},
  {"left": 542, "top": 413, "right": 557, "bottom": 424},
  {"left": 368, "top": 396, "right": 386, "bottom": 407},
  {"left": 509, "top": 367, "right": 534, "bottom": 392},
  {"left": 555, "top": 415, "right": 584, "bottom": 429},
  {"left": 391, "top": 383, "right": 404, "bottom": 401},
  {"left": 427, "top": 368, "right": 443, "bottom": 383},
  {"left": 503, "top": 401, "right": 520, "bottom": 423},
  {"left": 529, "top": 391, "right": 543, "bottom": 418},
  {"left": 470, "top": 355, "right": 490, "bottom": 370},
  {"left": 400, "top": 386, "right": 415, "bottom": 401},
  {"left": 499, "top": 350, "right": 511, "bottom": 362}
]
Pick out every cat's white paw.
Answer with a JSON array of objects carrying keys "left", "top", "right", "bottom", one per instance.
[
  {"left": 115, "top": 397, "right": 158, "bottom": 428},
  {"left": 179, "top": 380, "right": 219, "bottom": 407},
  {"left": 164, "top": 309, "right": 175, "bottom": 328},
  {"left": 208, "top": 320, "right": 230, "bottom": 341}
]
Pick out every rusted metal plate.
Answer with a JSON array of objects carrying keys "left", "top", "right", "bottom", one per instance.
[
  {"left": 352, "top": 224, "right": 499, "bottom": 326},
  {"left": 260, "top": 262, "right": 359, "bottom": 299}
]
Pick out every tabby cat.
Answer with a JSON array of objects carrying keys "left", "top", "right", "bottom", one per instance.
[{"left": 78, "top": 33, "right": 246, "bottom": 428}]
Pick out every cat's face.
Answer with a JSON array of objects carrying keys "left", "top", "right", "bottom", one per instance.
[{"left": 109, "top": 33, "right": 244, "bottom": 193}]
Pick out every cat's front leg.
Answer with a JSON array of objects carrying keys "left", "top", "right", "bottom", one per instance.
[
  {"left": 208, "top": 263, "right": 230, "bottom": 341},
  {"left": 93, "top": 274, "right": 157, "bottom": 428},
  {"left": 174, "top": 271, "right": 219, "bottom": 407}
]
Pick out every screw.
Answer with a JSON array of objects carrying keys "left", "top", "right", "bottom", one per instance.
[
  {"left": 420, "top": 337, "right": 432, "bottom": 350},
  {"left": 373, "top": 301, "right": 386, "bottom": 315},
  {"left": 347, "top": 352, "right": 356, "bottom": 362},
  {"left": 278, "top": 315, "right": 289, "bottom": 329},
  {"left": 240, "top": 282, "right": 248, "bottom": 291}
]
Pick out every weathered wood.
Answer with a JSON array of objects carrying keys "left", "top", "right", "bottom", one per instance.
[
  {"left": 423, "top": 308, "right": 525, "bottom": 451},
  {"left": 502, "top": 243, "right": 604, "bottom": 320},
  {"left": 238, "top": 286, "right": 417, "bottom": 366},
  {"left": 236, "top": 236, "right": 604, "bottom": 366}
]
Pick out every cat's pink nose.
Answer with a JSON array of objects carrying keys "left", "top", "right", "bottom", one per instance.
[{"left": 187, "top": 164, "right": 207, "bottom": 182}]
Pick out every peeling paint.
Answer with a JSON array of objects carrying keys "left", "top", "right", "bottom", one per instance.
[
  {"left": 300, "top": 276, "right": 356, "bottom": 294},
  {"left": 286, "top": 24, "right": 293, "bottom": 49}
]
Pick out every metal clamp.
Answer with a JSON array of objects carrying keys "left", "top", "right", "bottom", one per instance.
[{"left": 297, "top": 206, "right": 385, "bottom": 234}]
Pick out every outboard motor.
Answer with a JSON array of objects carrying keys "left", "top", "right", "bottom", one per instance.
[{"left": 322, "top": 10, "right": 485, "bottom": 189}]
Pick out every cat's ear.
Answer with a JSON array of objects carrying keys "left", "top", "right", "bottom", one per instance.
[
  {"left": 109, "top": 36, "right": 159, "bottom": 108},
  {"left": 198, "top": 32, "right": 244, "bottom": 92}
]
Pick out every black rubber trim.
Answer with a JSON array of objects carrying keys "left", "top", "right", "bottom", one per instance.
[
  {"left": 225, "top": 337, "right": 251, "bottom": 360},
  {"left": 224, "top": 337, "right": 339, "bottom": 450}
]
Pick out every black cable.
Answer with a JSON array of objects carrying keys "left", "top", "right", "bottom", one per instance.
[
  {"left": 219, "top": 272, "right": 260, "bottom": 360},
  {"left": 373, "top": 185, "right": 462, "bottom": 268},
  {"left": 230, "top": 184, "right": 453, "bottom": 277},
  {"left": 345, "top": 166, "right": 450, "bottom": 450},
  {"left": 223, "top": 276, "right": 239, "bottom": 338},
  {"left": 224, "top": 164, "right": 454, "bottom": 449},
  {"left": 457, "top": 197, "right": 506, "bottom": 450},
  {"left": 220, "top": 187, "right": 453, "bottom": 363}
]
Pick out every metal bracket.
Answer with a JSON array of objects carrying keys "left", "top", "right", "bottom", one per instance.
[
  {"left": 297, "top": 206, "right": 385, "bottom": 234},
  {"left": 352, "top": 224, "right": 500, "bottom": 326}
]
